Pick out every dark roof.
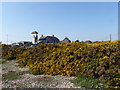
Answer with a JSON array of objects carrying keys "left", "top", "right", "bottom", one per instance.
[
  {"left": 39, "top": 36, "right": 60, "bottom": 42},
  {"left": 31, "top": 31, "right": 38, "bottom": 34},
  {"left": 39, "top": 36, "right": 47, "bottom": 40},
  {"left": 85, "top": 40, "right": 92, "bottom": 43},
  {"left": 63, "top": 37, "right": 71, "bottom": 42}
]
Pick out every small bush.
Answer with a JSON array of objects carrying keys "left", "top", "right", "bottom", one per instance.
[
  {"left": 71, "top": 77, "right": 105, "bottom": 88},
  {"left": 2, "top": 71, "right": 21, "bottom": 80}
]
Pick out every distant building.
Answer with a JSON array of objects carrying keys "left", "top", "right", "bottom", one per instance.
[
  {"left": 11, "top": 41, "right": 32, "bottom": 47},
  {"left": 0, "top": 41, "right": 2, "bottom": 45},
  {"left": 75, "top": 40, "right": 79, "bottom": 42},
  {"left": 31, "top": 31, "right": 38, "bottom": 44},
  {"left": 31, "top": 31, "right": 60, "bottom": 44},
  {"left": 18, "top": 41, "right": 32, "bottom": 47},
  {"left": 39, "top": 35, "right": 60, "bottom": 43},
  {"left": 11, "top": 43, "right": 19, "bottom": 47},
  {"left": 85, "top": 40, "right": 92, "bottom": 43},
  {"left": 63, "top": 37, "right": 71, "bottom": 43}
]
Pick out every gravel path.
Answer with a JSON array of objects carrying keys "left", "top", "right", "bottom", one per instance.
[{"left": 2, "top": 60, "right": 81, "bottom": 88}]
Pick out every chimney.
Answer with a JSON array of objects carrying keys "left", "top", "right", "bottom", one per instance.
[
  {"left": 52, "top": 35, "right": 54, "bottom": 37},
  {"left": 41, "top": 35, "right": 43, "bottom": 37}
]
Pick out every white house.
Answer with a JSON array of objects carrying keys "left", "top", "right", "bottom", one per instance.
[{"left": 31, "top": 31, "right": 38, "bottom": 44}]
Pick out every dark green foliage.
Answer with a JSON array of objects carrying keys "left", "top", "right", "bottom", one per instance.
[{"left": 71, "top": 77, "right": 105, "bottom": 88}]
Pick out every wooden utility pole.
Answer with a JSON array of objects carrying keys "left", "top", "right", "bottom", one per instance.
[
  {"left": 7, "top": 34, "right": 8, "bottom": 45},
  {"left": 110, "top": 34, "right": 111, "bottom": 41}
]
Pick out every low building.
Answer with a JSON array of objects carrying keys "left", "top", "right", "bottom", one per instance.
[
  {"left": 63, "top": 37, "right": 71, "bottom": 43},
  {"left": 39, "top": 35, "right": 60, "bottom": 43},
  {"left": 11, "top": 43, "right": 19, "bottom": 47},
  {"left": 18, "top": 41, "right": 32, "bottom": 47},
  {"left": 75, "top": 40, "right": 79, "bottom": 42},
  {"left": 11, "top": 41, "right": 32, "bottom": 47},
  {"left": 85, "top": 40, "right": 92, "bottom": 43}
]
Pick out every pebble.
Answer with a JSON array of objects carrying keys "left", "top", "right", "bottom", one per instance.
[{"left": 2, "top": 60, "right": 81, "bottom": 88}]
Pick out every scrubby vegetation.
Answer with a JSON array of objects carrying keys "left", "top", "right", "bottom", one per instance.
[
  {"left": 71, "top": 76, "right": 105, "bottom": 88},
  {"left": 2, "top": 71, "right": 21, "bottom": 80},
  {"left": 2, "top": 44, "right": 27, "bottom": 60},
  {"left": 2, "top": 40, "right": 120, "bottom": 88}
]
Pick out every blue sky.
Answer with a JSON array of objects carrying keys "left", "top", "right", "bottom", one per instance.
[{"left": 2, "top": 2, "right": 118, "bottom": 44}]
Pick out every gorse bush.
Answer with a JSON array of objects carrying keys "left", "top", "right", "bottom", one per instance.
[
  {"left": 2, "top": 40, "right": 120, "bottom": 88},
  {"left": 2, "top": 44, "right": 27, "bottom": 60}
]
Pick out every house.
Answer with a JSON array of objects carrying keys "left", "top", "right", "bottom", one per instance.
[
  {"left": 39, "top": 35, "right": 60, "bottom": 43},
  {"left": 18, "top": 41, "right": 32, "bottom": 47},
  {"left": 85, "top": 40, "right": 92, "bottom": 43},
  {"left": 31, "top": 31, "right": 60, "bottom": 44},
  {"left": 11, "top": 43, "right": 19, "bottom": 47},
  {"left": 11, "top": 41, "right": 32, "bottom": 47},
  {"left": 75, "top": 40, "right": 79, "bottom": 42},
  {"left": 63, "top": 37, "right": 71, "bottom": 43}
]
